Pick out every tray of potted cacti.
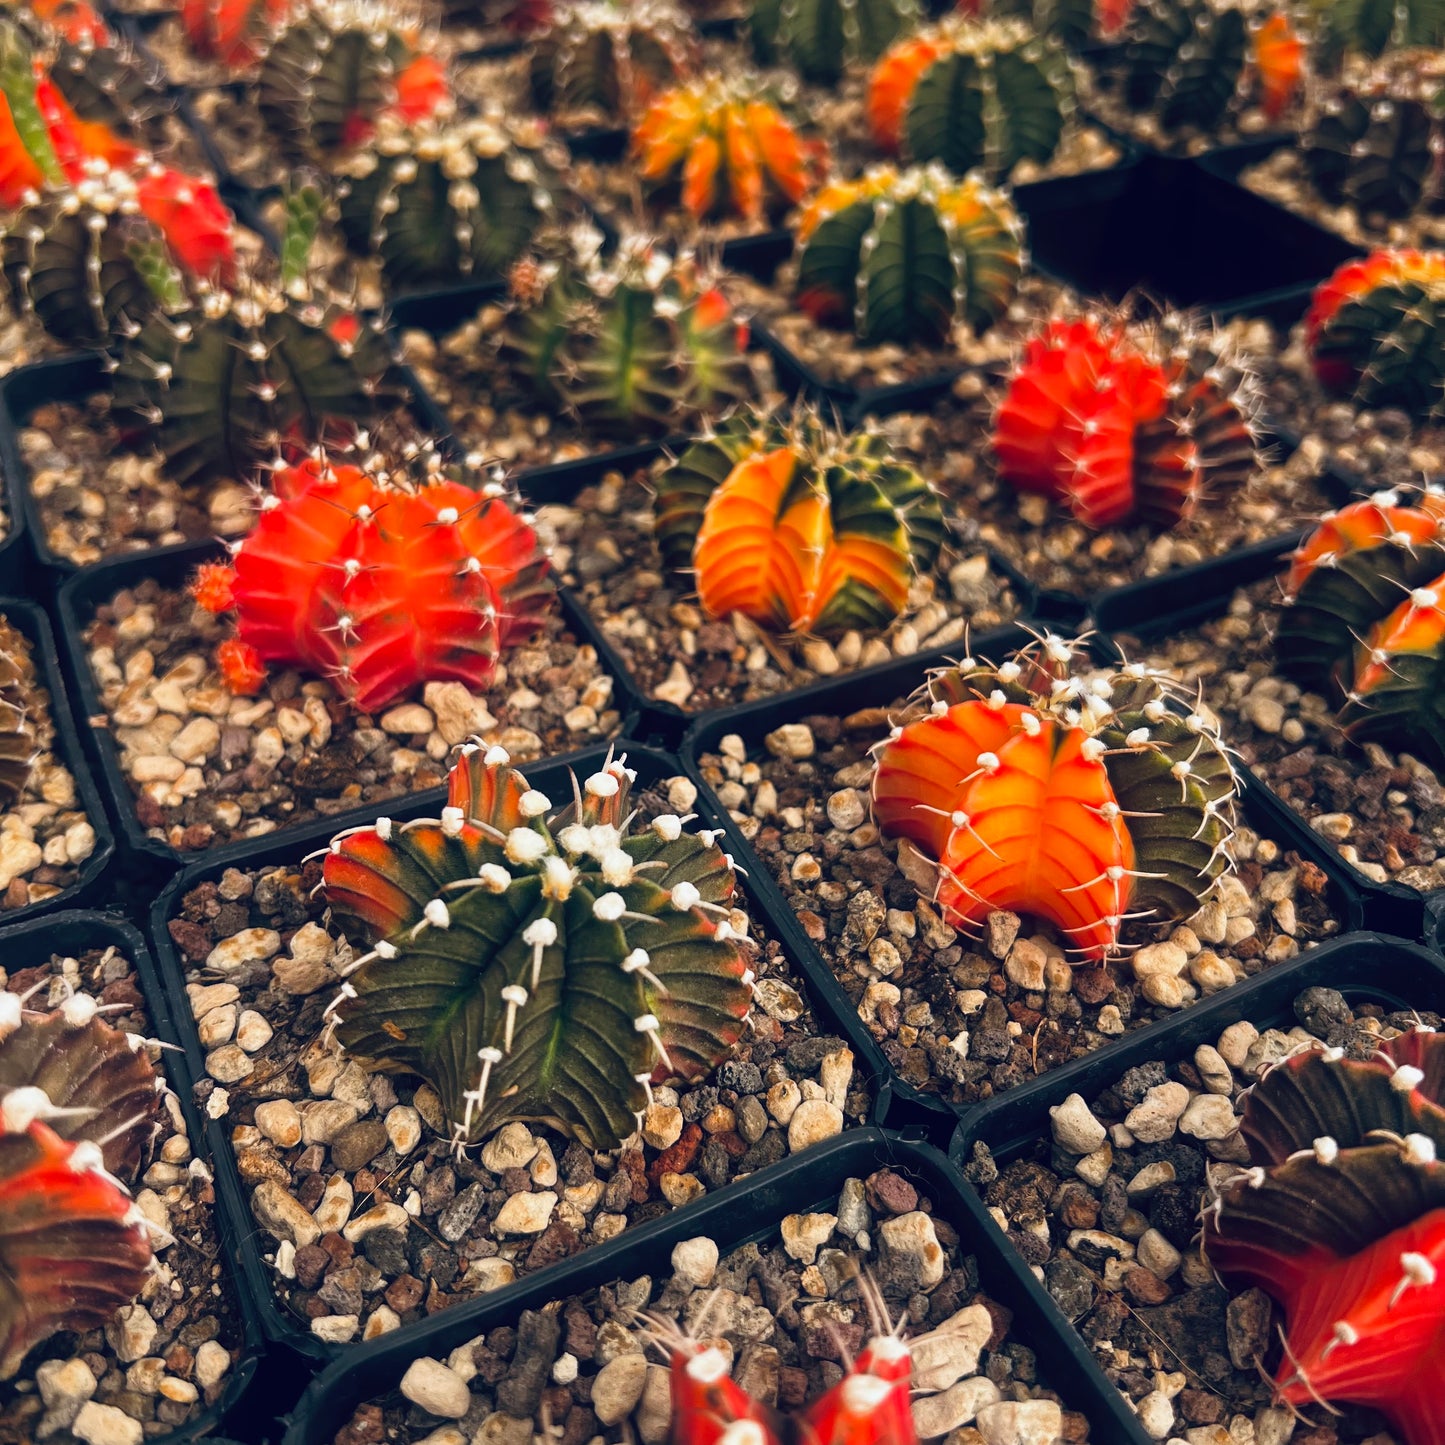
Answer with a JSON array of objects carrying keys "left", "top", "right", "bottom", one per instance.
[
  {"left": 678, "top": 626, "right": 1365, "bottom": 1136},
  {"left": 147, "top": 739, "right": 884, "bottom": 1358},
  {"left": 0, "top": 907, "right": 263, "bottom": 1444},
  {"left": 949, "top": 929, "right": 1445, "bottom": 1445}
]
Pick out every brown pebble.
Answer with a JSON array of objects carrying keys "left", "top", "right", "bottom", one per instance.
[
  {"left": 384, "top": 1275, "right": 425, "bottom": 1314},
  {"left": 864, "top": 1169, "right": 918, "bottom": 1216},
  {"left": 1123, "top": 1266, "right": 1171, "bottom": 1305},
  {"left": 293, "top": 1244, "right": 330, "bottom": 1290}
]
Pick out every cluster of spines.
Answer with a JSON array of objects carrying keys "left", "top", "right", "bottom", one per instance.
[
  {"left": 0, "top": 617, "right": 37, "bottom": 810},
  {"left": 870, "top": 633, "right": 1237, "bottom": 959},
  {"left": 1308, "top": 0, "right": 1445, "bottom": 67},
  {"left": 180, "top": 0, "right": 287, "bottom": 69},
  {"left": 747, "top": 0, "right": 922, "bottom": 86}
]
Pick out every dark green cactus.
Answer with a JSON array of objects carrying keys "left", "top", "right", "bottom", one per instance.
[
  {"left": 1306, "top": 0, "right": 1445, "bottom": 65},
  {"left": 1122, "top": 0, "right": 1248, "bottom": 130},
  {"left": 748, "top": 0, "right": 922, "bottom": 85},
  {"left": 49, "top": 37, "right": 172, "bottom": 153},
  {"left": 320, "top": 746, "right": 754, "bottom": 1152},
  {"left": 0, "top": 618, "right": 37, "bottom": 809}
]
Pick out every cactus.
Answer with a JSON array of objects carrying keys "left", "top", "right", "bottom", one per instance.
[
  {"left": 333, "top": 111, "right": 555, "bottom": 290},
  {"left": 1202, "top": 1027, "right": 1445, "bottom": 1444},
  {"left": 0, "top": 618, "right": 37, "bottom": 809},
  {"left": 652, "top": 404, "right": 946, "bottom": 636},
  {"left": 795, "top": 163, "right": 1022, "bottom": 346},
  {"left": 180, "top": 0, "right": 288, "bottom": 68},
  {"left": 28, "top": 0, "right": 111, "bottom": 47},
  {"left": 0, "top": 984, "right": 164, "bottom": 1379},
  {"left": 992, "top": 311, "right": 1260, "bottom": 530},
  {"left": 746, "top": 0, "right": 922, "bottom": 86},
  {"left": 867, "top": 17, "right": 1074, "bottom": 180},
  {"left": 870, "top": 634, "right": 1237, "bottom": 958},
  {"left": 994, "top": 0, "right": 1133, "bottom": 49},
  {"left": 192, "top": 447, "right": 555, "bottom": 709},
  {"left": 320, "top": 746, "right": 753, "bottom": 1151},
  {"left": 1305, "top": 0, "right": 1445, "bottom": 66},
  {"left": 1306, "top": 249, "right": 1445, "bottom": 419},
  {"left": 631, "top": 74, "right": 825, "bottom": 224},
  {"left": 1276, "top": 490, "right": 1445, "bottom": 767},
  {"left": 528, "top": 0, "right": 699, "bottom": 125},
  {"left": 498, "top": 232, "right": 752, "bottom": 435}
]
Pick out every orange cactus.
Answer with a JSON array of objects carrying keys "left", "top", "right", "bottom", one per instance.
[
  {"left": 867, "top": 31, "right": 947, "bottom": 151},
  {"left": 632, "top": 76, "right": 825, "bottom": 223},
  {"left": 1253, "top": 12, "right": 1304, "bottom": 121}
]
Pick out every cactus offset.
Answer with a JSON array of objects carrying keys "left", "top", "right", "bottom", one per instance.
[
  {"left": 1202, "top": 1028, "right": 1445, "bottom": 1445},
  {"left": 747, "top": 0, "right": 922, "bottom": 86},
  {"left": 191, "top": 448, "right": 554, "bottom": 710},
  {"left": 992, "top": 311, "right": 1260, "bottom": 529},
  {"left": 320, "top": 747, "right": 753, "bottom": 1151},
  {"left": 498, "top": 232, "right": 752, "bottom": 435},
  {"left": 1306, "top": 249, "right": 1445, "bottom": 418},
  {"left": 0, "top": 618, "right": 37, "bottom": 809},
  {"left": 632, "top": 75, "right": 826, "bottom": 224},
  {"left": 181, "top": 0, "right": 288, "bottom": 68},
  {"left": 870, "top": 635, "right": 1237, "bottom": 958},
  {"left": 867, "top": 17, "right": 1074, "bottom": 180},
  {"left": 653, "top": 404, "right": 945, "bottom": 636},
  {"left": 796, "top": 163, "right": 1022, "bottom": 345}
]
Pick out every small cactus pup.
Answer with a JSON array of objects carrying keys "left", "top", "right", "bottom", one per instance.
[
  {"left": 631, "top": 74, "right": 827, "bottom": 225},
  {"left": 180, "top": 0, "right": 288, "bottom": 69},
  {"left": 498, "top": 230, "right": 753, "bottom": 436},
  {"left": 867, "top": 16, "right": 1075, "bottom": 181},
  {"left": 528, "top": 0, "right": 700, "bottom": 128},
  {"left": 746, "top": 0, "right": 922, "bottom": 86},
  {"left": 191, "top": 446, "right": 555, "bottom": 710},
  {"left": 1202, "top": 1027, "right": 1445, "bottom": 1443},
  {"left": 1275, "top": 489, "right": 1445, "bottom": 767},
  {"left": 1306, "top": 249, "right": 1445, "bottom": 419},
  {"left": 319, "top": 746, "right": 754, "bottom": 1151},
  {"left": 653, "top": 404, "right": 946, "bottom": 636},
  {"left": 0, "top": 616, "right": 38, "bottom": 808},
  {"left": 0, "top": 981, "right": 166, "bottom": 1378},
  {"left": 871, "top": 634, "right": 1237, "bottom": 958},
  {"left": 992, "top": 310, "right": 1261, "bottom": 530},
  {"left": 1305, "top": 0, "right": 1445, "bottom": 67},
  {"left": 795, "top": 163, "right": 1023, "bottom": 346}
]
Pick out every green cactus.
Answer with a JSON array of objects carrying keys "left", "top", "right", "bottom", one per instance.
[
  {"left": 320, "top": 746, "right": 754, "bottom": 1152},
  {"left": 748, "top": 0, "right": 922, "bottom": 85},
  {"left": 49, "top": 37, "right": 171, "bottom": 153},
  {"left": 0, "top": 19, "right": 64, "bottom": 189},
  {"left": 0, "top": 619, "right": 37, "bottom": 809},
  {"left": 1122, "top": 0, "right": 1248, "bottom": 131},
  {"left": 1305, "top": 0, "right": 1445, "bottom": 65}
]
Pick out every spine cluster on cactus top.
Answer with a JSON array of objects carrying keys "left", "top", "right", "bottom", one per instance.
[
  {"left": 1202, "top": 1027, "right": 1445, "bottom": 1444},
  {"left": 191, "top": 447, "right": 555, "bottom": 711},
  {"left": 870, "top": 634, "right": 1237, "bottom": 958},
  {"left": 0, "top": 982, "right": 166, "bottom": 1379},
  {"left": 747, "top": 0, "right": 922, "bottom": 86},
  {"left": 992, "top": 310, "right": 1261, "bottom": 530},
  {"left": 631, "top": 74, "right": 826, "bottom": 224},
  {"left": 319, "top": 746, "right": 754, "bottom": 1152},
  {"left": 867, "top": 16, "right": 1074, "bottom": 181},
  {"left": 653, "top": 404, "right": 945, "bottom": 637},
  {"left": 795, "top": 163, "right": 1023, "bottom": 346},
  {"left": 1306, "top": 249, "right": 1445, "bottom": 419},
  {"left": 0, "top": 618, "right": 37, "bottom": 809},
  {"left": 1276, "top": 490, "right": 1445, "bottom": 766}
]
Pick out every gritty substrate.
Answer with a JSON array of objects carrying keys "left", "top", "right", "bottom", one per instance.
[
  {"left": 696, "top": 709, "right": 1342, "bottom": 1110},
  {"left": 166, "top": 773, "right": 873, "bottom": 1346},
  {"left": 0, "top": 943, "right": 244, "bottom": 1445},
  {"left": 1078, "top": 73, "right": 1286, "bottom": 157},
  {"left": 1124, "top": 581, "right": 1445, "bottom": 896},
  {"left": 962, "top": 983, "right": 1439, "bottom": 1441},
  {"left": 326, "top": 1177, "right": 1088, "bottom": 1445},
  {"left": 536, "top": 465, "right": 1019, "bottom": 715},
  {"left": 0, "top": 615, "right": 98, "bottom": 913},
  {"left": 83, "top": 578, "right": 620, "bottom": 853}
]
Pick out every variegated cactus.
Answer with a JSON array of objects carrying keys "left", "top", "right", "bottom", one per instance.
[{"left": 320, "top": 747, "right": 754, "bottom": 1152}]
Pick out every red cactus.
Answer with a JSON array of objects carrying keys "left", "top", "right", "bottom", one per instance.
[
  {"left": 180, "top": 0, "right": 287, "bottom": 68},
  {"left": 192, "top": 454, "right": 555, "bottom": 712},
  {"left": 133, "top": 164, "right": 237, "bottom": 286}
]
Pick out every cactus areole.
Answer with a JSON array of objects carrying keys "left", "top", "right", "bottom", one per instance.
[{"left": 320, "top": 747, "right": 754, "bottom": 1152}]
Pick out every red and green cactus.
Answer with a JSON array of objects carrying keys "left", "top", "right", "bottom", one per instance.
[
  {"left": 795, "top": 164, "right": 1023, "bottom": 346},
  {"left": 1203, "top": 1027, "right": 1445, "bottom": 1445},
  {"left": 0, "top": 984, "right": 164, "bottom": 1378},
  {"left": 653, "top": 404, "right": 946, "bottom": 636},
  {"left": 0, "top": 618, "right": 38, "bottom": 809},
  {"left": 992, "top": 311, "right": 1260, "bottom": 530},
  {"left": 190, "top": 447, "right": 555, "bottom": 711},
  {"left": 1276, "top": 490, "right": 1445, "bottom": 766},
  {"left": 180, "top": 0, "right": 287, "bottom": 68},
  {"left": 320, "top": 747, "right": 754, "bottom": 1151},
  {"left": 870, "top": 635, "right": 1237, "bottom": 959}
]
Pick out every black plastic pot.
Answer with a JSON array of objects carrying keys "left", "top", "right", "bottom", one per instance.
[
  {"left": 280, "top": 1126, "right": 1147, "bottom": 1444},
  {"left": 0, "top": 598, "right": 116, "bottom": 924},
  {"left": 946, "top": 928, "right": 1445, "bottom": 1445},
  {"left": 678, "top": 625, "right": 1366, "bottom": 1140},
  {"left": 146, "top": 740, "right": 891, "bottom": 1361},
  {"left": 0, "top": 908, "right": 264, "bottom": 1443}
]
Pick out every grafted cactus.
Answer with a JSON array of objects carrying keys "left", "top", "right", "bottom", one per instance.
[
  {"left": 653, "top": 404, "right": 945, "bottom": 636},
  {"left": 867, "top": 16, "right": 1074, "bottom": 180},
  {"left": 747, "top": 0, "right": 921, "bottom": 85},
  {"left": 1203, "top": 1028, "right": 1445, "bottom": 1445},
  {"left": 795, "top": 163, "right": 1022, "bottom": 345},
  {"left": 320, "top": 747, "right": 754, "bottom": 1151},
  {"left": 180, "top": 0, "right": 287, "bottom": 68},
  {"left": 871, "top": 635, "right": 1237, "bottom": 958},
  {"left": 0, "top": 618, "right": 37, "bottom": 808}
]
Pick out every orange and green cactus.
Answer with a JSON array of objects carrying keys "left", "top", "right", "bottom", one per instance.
[
  {"left": 180, "top": 0, "right": 287, "bottom": 68},
  {"left": 870, "top": 635, "right": 1236, "bottom": 958},
  {"left": 795, "top": 163, "right": 1022, "bottom": 345},
  {"left": 653, "top": 405, "right": 945, "bottom": 637},
  {"left": 631, "top": 74, "right": 826, "bottom": 224},
  {"left": 1306, "top": 249, "right": 1445, "bottom": 418},
  {"left": 320, "top": 746, "right": 754, "bottom": 1151}
]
